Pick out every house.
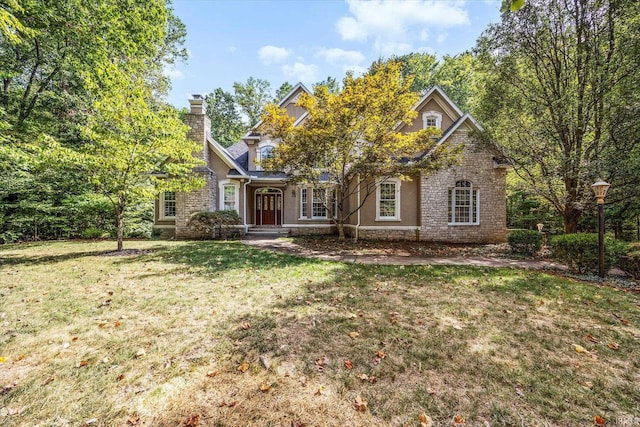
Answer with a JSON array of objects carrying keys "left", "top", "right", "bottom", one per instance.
[{"left": 154, "top": 84, "right": 508, "bottom": 242}]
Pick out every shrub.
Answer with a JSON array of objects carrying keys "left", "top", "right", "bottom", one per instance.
[
  {"left": 550, "top": 233, "right": 627, "bottom": 274},
  {"left": 618, "top": 242, "right": 640, "bottom": 280},
  {"left": 188, "top": 211, "right": 243, "bottom": 239},
  {"left": 508, "top": 229, "right": 543, "bottom": 255},
  {"left": 81, "top": 226, "right": 107, "bottom": 239}
]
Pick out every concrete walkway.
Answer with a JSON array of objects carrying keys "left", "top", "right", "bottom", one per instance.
[{"left": 241, "top": 235, "right": 568, "bottom": 271}]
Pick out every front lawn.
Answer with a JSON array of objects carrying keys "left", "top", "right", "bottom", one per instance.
[{"left": 0, "top": 241, "right": 638, "bottom": 426}]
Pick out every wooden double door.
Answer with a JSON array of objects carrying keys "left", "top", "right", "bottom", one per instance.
[{"left": 255, "top": 190, "right": 282, "bottom": 226}]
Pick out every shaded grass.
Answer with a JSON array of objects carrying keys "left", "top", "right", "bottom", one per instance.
[{"left": 0, "top": 240, "right": 638, "bottom": 426}]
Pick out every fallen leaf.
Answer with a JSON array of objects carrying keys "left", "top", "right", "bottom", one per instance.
[
  {"left": 607, "top": 342, "right": 619, "bottom": 350},
  {"left": 62, "top": 342, "right": 71, "bottom": 349},
  {"left": 584, "top": 381, "right": 594, "bottom": 389},
  {"left": 299, "top": 376, "right": 307, "bottom": 387},
  {"left": 260, "top": 382, "right": 271, "bottom": 392},
  {"left": 227, "top": 401, "right": 238, "bottom": 407},
  {"left": 206, "top": 370, "right": 220, "bottom": 378},
  {"left": 241, "top": 322, "right": 251, "bottom": 330},
  {"left": 290, "top": 420, "right": 306, "bottom": 427},
  {"left": 0, "top": 356, "right": 6, "bottom": 363},
  {"left": 347, "top": 313, "right": 357, "bottom": 319},
  {"left": 586, "top": 334, "right": 599, "bottom": 343},
  {"left": 314, "top": 386, "right": 325, "bottom": 396},
  {"left": 515, "top": 384, "right": 525, "bottom": 397},
  {"left": 102, "top": 356, "right": 112, "bottom": 364},
  {"left": 114, "top": 321, "right": 121, "bottom": 328},
  {"left": 358, "top": 373, "right": 369, "bottom": 381},
  {"left": 183, "top": 413, "right": 201, "bottom": 427},
  {"left": 79, "top": 360, "right": 89, "bottom": 367},
  {"left": 126, "top": 415, "right": 140, "bottom": 425},
  {"left": 453, "top": 415, "right": 466, "bottom": 426},
  {"left": 376, "top": 350, "right": 386, "bottom": 359},
  {"left": 82, "top": 418, "right": 98, "bottom": 426},
  {"left": 43, "top": 375, "right": 55, "bottom": 385},
  {"left": 116, "top": 374, "right": 125, "bottom": 381},
  {"left": 419, "top": 413, "right": 434, "bottom": 427},
  {"left": 14, "top": 354, "right": 26, "bottom": 362},
  {"left": 348, "top": 331, "right": 360, "bottom": 339},
  {"left": 237, "top": 362, "right": 250, "bottom": 373},
  {"left": 98, "top": 323, "right": 107, "bottom": 328},
  {"left": 354, "top": 396, "right": 368, "bottom": 412},
  {"left": 344, "top": 359, "right": 353, "bottom": 369},
  {"left": 573, "top": 344, "right": 589, "bottom": 354},
  {"left": 72, "top": 336, "right": 79, "bottom": 341},
  {"left": 594, "top": 415, "right": 607, "bottom": 426},
  {"left": 369, "top": 375, "right": 377, "bottom": 383},
  {"left": 427, "top": 387, "right": 436, "bottom": 395},
  {"left": 135, "top": 349, "right": 146, "bottom": 358}
]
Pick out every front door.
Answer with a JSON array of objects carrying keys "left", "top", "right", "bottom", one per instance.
[{"left": 255, "top": 190, "right": 282, "bottom": 226}]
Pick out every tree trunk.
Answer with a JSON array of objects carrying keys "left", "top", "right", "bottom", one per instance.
[
  {"left": 563, "top": 205, "right": 581, "bottom": 234},
  {"left": 116, "top": 204, "right": 124, "bottom": 251},
  {"left": 337, "top": 222, "right": 345, "bottom": 241}
]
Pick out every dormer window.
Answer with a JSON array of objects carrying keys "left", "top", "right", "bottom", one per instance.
[
  {"left": 422, "top": 111, "right": 442, "bottom": 129},
  {"left": 256, "top": 140, "right": 277, "bottom": 170}
]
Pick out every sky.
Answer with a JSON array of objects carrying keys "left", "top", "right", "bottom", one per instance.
[{"left": 166, "top": 0, "right": 502, "bottom": 108}]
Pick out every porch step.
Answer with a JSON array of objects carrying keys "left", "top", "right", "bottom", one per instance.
[{"left": 247, "top": 227, "right": 291, "bottom": 236}]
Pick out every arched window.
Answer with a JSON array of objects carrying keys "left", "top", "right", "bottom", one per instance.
[
  {"left": 260, "top": 145, "right": 274, "bottom": 161},
  {"left": 448, "top": 180, "right": 479, "bottom": 225}
]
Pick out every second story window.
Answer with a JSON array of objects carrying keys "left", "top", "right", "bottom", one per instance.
[{"left": 422, "top": 111, "right": 442, "bottom": 130}]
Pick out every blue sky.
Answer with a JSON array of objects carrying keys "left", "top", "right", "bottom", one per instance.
[{"left": 166, "top": 0, "right": 502, "bottom": 108}]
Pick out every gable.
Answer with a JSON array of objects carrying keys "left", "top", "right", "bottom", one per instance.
[
  {"left": 278, "top": 83, "right": 311, "bottom": 123},
  {"left": 398, "top": 86, "right": 464, "bottom": 134}
]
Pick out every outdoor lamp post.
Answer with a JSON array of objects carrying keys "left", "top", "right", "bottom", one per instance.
[{"left": 592, "top": 180, "right": 611, "bottom": 278}]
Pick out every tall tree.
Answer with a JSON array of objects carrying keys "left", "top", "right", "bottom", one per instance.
[
  {"left": 313, "top": 76, "right": 341, "bottom": 94},
  {"left": 261, "top": 62, "right": 456, "bottom": 240},
  {"left": 205, "top": 88, "right": 245, "bottom": 147},
  {"left": 432, "top": 53, "right": 477, "bottom": 113},
  {"left": 233, "top": 77, "right": 272, "bottom": 127},
  {"left": 475, "top": 0, "right": 640, "bottom": 233},
  {"left": 370, "top": 53, "right": 439, "bottom": 93},
  {"left": 274, "top": 81, "right": 294, "bottom": 101},
  {"left": 80, "top": 68, "right": 203, "bottom": 251}
]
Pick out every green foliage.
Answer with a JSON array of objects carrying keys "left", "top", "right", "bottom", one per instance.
[
  {"left": 275, "top": 82, "right": 294, "bottom": 101},
  {"left": 205, "top": 88, "right": 245, "bottom": 147},
  {"left": 81, "top": 226, "right": 107, "bottom": 239},
  {"left": 507, "top": 229, "right": 543, "bottom": 255},
  {"left": 313, "top": 76, "right": 341, "bottom": 94},
  {"left": 476, "top": 0, "right": 640, "bottom": 233},
  {"left": 233, "top": 77, "right": 272, "bottom": 127},
  {"left": 618, "top": 243, "right": 640, "bottom": 280},
  {"left": 187, "top": 211, "right": 243, "bottom": 239},
  {"left": 550, "top": 234, "right": 628, "bottom": 274}
]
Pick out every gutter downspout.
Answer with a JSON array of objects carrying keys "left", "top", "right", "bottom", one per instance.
[
  {"left": 243, "top": 177, "right": 252, "bottom": 234},
  {"left": 356, "top": 174, "right": 361, "bottom": 241}
]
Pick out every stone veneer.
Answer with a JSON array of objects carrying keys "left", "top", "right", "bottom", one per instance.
[
  {"left": 352, "top": 228, "right": 419, "bottom": 241},
  {"left": 419, "top": 128, "right": 507, "bottom": 243},
  {"left": 174, "top": 98, "right": 218, "bottom": 239},
  {"left": 289, "top": 226, "right": 335, "bottom": 236}
]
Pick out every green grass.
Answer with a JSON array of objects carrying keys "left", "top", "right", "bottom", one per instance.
[{"left": 0, "top": 240, "right": 638, "bottom": 426}]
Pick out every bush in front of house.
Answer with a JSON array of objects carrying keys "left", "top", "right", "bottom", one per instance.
[
  {"left": 508, "top": 229, "right": 543, "bottom": 255},
  {"left": 188, "top": 211, "right": 243, "bottom": 239},
  {"left": 618, "top": 242, "right": 640, "bottom": 280},
  {"left": 550, "top": 233, "right": 627, "bottom": 274}
]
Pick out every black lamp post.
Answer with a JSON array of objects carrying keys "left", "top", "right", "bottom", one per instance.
[{"left": 591, "top": 180, "right": 610, "bottom": 278}]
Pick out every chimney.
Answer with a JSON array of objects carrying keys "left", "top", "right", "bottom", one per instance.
[{"left": 189, "top": 94, "right": 206, "bottom": 115}]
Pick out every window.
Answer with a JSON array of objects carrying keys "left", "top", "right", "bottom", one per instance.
[
  {"left": 257, "top": 141, "right": 276, "bottom": 170},
  {"left": 376, "top": 178, "right": 401, "bottom": 220},
  {"left": 312, "top": 188, "right": 327, "bottom": 219},
  {"left": 223, "top": 185, "right": 236, "bottom": 211},
  {"left": 218, "top": 180, "right": 240, "bottom": 213},
  {"left": 300, "top": 188, "right": 308, "bottom": 219},
  {"left": 448, "top": 180, "right": 479, "bottom": 225},
  {"left": 260, "top": 146, "right": 274, "bottom": 161},
  {"left": 422, "top": 111, "right": 442, "bottom": 129},
  {"left": 160, "top": 192, "right": 176, "bottom": 219}
]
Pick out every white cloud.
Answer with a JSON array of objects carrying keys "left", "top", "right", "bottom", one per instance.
[
  {"left": 165, "top": 66, "right": 184, "bottom": 80},
  {"left": 258, "top": 45, "right": 291, "bottom": 65},
  {"left": 282, "top": 62, "right": 319, "bottom": 83},
  {"left": 315, "top": 47, "right": 365, "bottom": 64},
  {"left": 336, "top": 0, "right": 470, "bottom": 56},
  {"left": 437, "top": 33, "right": 448, "bottom": 43}
]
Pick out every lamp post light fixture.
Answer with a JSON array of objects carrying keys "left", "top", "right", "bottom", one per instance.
[{"left": 591, "top": 180, "right": 611, "bottom": 278}]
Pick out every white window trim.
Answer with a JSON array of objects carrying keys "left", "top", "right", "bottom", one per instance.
[
  {"left": 218, "top": 179, "right": 240, "bottom": 214},
  {"left": 422, "top": 111, "right": 442, "bottom": 129},
  {"left": 448, "top": 182, "right": 480, "bottom": 226},
  {"left": 256, "top": 140, "right": 277, "bottom": 171},
  {"left": 299, "top": 187, "right": 308, "bottom": 220},
  {"left": 375, "top": 178, "right": 401, "bottom": 221},
  {"left": 159, "top": 192, "right": 176, "bottom": 220},
  {"left": 311, "top": 188, "right": 329, "bottom": 219}
]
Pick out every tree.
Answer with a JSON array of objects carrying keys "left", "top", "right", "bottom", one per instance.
[
  {"left": 275, "top": 81, "right": 294, "bottom": 101},
  {"left": 370, "top": 53, "right": 438, "bottom": 93},
  {"left": 205, "top": 88, "right": 245, "bottom": 147},
  {"left": 80, "top": 69, "right": 203, "bottom": 251},
  {"left": 313, "top": 76, "right": 341, "bottom": 94},
  {"left": 261, "top": 62, "right": 456, "bottom": 240},
  {"left": 233, "top": 77, "right": 272, "bottom": 127},
  {"left": 432, "top": 53, "right": 477, "bottom": 113},
  {"left": 475, "top": 0, "right": 640, "bottom": 233}
]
